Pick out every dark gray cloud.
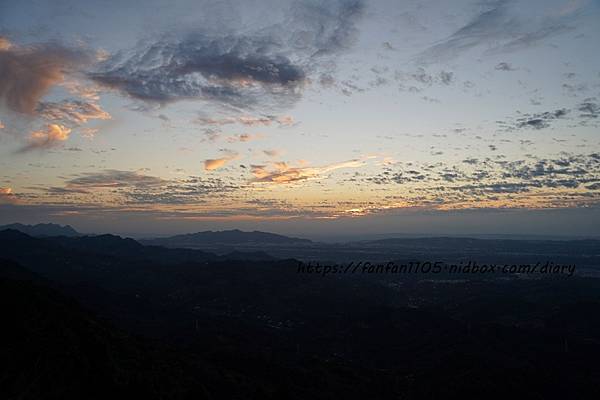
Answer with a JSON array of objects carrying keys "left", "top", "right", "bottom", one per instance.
[
  {"left": 90, "top": 36, "right": 306, "bottom": 108},
  {"left": 517, "top": 109, "right": 569, "bottom": 129},
  {"left": 126, "top": 176, "right": 241, "bottom": 205},
  {"left": 500, "top": 100, "right": 600, "bottom": 131},
  {"left": 578, "top": 99, "right": 599, "bottom": 119},
  {"left": 495, "top": 62, "right": 515, "bottom": 71},
  {"left": 499, "top": 108, "right": 570, "bottom": 131},
  {"left": 47, "top": 170, "right": 244, "bottom": 206},
  {"left": 394, "top": 68, "right": 457, "bottom": 90},
  {"left": 289, "top": 0, "right": 364, "bottom": 56},
  {"left": 66, "top": 170, "right": 167, "bottom": 189},
  {"left": 363, "top": 153, "right": 600, "bottom": 206},
  {"left": 439, "top": 71, "right": 453, "bottom": 85},
  {"left": 89, "top": 0, "right": 365, "bottom": 110}
]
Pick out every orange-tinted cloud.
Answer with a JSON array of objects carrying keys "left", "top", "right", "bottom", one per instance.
[
  {"left": 204, "top": 158, "right": 230, "bottom": 171},
  {"left": 227, "top": 133, "right": 263, "bottom": 143},
  {"left": 0, "top": 39, "right": 91, "bottom": 115},
  {"left": 37, "top": 100, "right": 111, "bottom": 125},
  {"left": 276, "top": 115, "right": 295, "bottom": 126},
  {"left": 204, "top": 151, "right": 239, "bottom": 171},
  {"left": 250, "top": 159, "right": 365, "bottom": 184},
  {"left": 0, "top": 187, "right": 15, "bottom": 204},
  {"left": 21, "top": 124, "right": 71, "bottom": 152},
  {"left": 0, "top": 37, "right": 10, "bottom": 51}
]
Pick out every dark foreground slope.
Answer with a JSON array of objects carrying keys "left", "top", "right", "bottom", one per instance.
[
  {"left": 1, "top": 259, "right": 198, "bottom": 399},
  {"left": 0, "top": 259, "right": 391, "bottom": 400},
  {"left": 2, "top": 231, "right": 600, "bottom": 399}
]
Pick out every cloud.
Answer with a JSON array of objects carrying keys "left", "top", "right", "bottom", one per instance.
[
  {"left": 276, "top": 115, "right": 295, "bottom": 126},
  {"left": 66, "top": 170, "right": 166, "bottom": 189},
  {"left": 62, "top": 80, "right": 102, "bottom": 101},
  {"left": 196, "top": 117, "right": 237, "bottom": 126},
  {"left": 204, "top": 151, "right": 239, "bottom": 171},
  {"left": 90, "top": 36, "right": 305, "bottom": 109},
  {"left": 417, "top": 0, "right": 581, "bottom": 63},
  {"left": 439, "top": 71, "right": 453, "bottom": 85},
  {"left": 495, "top": 62, "right": 515, "bottom": 71},
  {"left": 493, "top": 24, "right": 573, "bottom": 54},
  {"left": 33, "top": 170, "right": 242, "bottom": 206},
  {"left": 37, "top": 100, "right": 111, "bottom": 125},
  {"left": 238, "top": 116, "right": 277, "bottom": 126},
  {"left": 0, "top": 38, "right": 107, "bottom": 148},
  {"left": 363, "top": 153, "right": 600, "bottom": 209},
  {"left": 289, "top": 0, "right": 365, "bottom": 55},
  {"left": 578, "top": 100, "right": 599, "bottom": 119},
  {"left": 250, "top": 159, "right": 364, "bottom": 184},
  {"left": 263, "top": 149, "right": 283, "bottom": 157},
  {"left": 226, "top": 133, "right": 263, "bottom": 143},
  {"left": 394, "top": 68, "right": 458, "bottom": 89},
  {"left": 198, "top": 114, "right": 295, "bottom": 127},
  {"left": 204, "top": 158, "right": 231, "bottom": 171},
  {"left": 89, "top": 0, "right": 365, "bottom": 111},
  {"left": 19, "top": 124, "right": 71, "bottom": 152},
  {"left": 417, "top": 1, "right": 513, "bottom": 63},
  {"left": 500, "top": 108, "right": 570, "bottom": 131},
  {"left": 0, "top": 37, "right": 11, "bottom": 51},
  {"left": 0, "top": 38, "right": 92, "bottom": 115},
  {"left": 126, "top": 175, "right": 241, "bottom": 204},
  {"left": 500, "top": 101, "right": 600, "bottom": 131},
  {"left": 79, "top": 127, "right": 99, "bottom": 139},
  {"left": 0, "top": 187, "right": 15, "bottom": 204}
]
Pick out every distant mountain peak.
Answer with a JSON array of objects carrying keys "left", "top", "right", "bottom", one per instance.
[
  {"left": 178, "top": 229, "right": 311, "bottom": 243},
  {"left": 0, "top": 223, "right": 79, "bottom": 237},
  {"left": 143, "top": 229, "right": 312, "bottom": 248}
]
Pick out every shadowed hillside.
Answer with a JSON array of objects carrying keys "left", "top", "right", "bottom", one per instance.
[{"left": 2, "top": 231, "right": 600, "bottom": 398}]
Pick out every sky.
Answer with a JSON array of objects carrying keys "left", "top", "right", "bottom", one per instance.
[{"left": 0, "top": 0, "right": 599, "bottom": 238}]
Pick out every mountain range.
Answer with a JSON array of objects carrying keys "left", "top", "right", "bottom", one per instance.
[
  {"left": 2, "top": 227, "right": 600, "bottom": 399},
  {"left": 141, "top": 229, "right": 312, "bottom": 249},
  {"left": 0, "top": 223, "right": 79, "bottom": 237}
]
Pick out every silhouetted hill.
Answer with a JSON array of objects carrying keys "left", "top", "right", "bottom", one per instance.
[
  {"left": 0, "top": 222, "right": 79, "bottom": 237},
  {"left": 47, "top": 233, "right": 145, "bottom": 256},
  {"left": 0, "top": 260, "right": 282, "bottom": 400},
  {"left": 0, "top": 230, "right": 274, "bottom": 287},
  {"left": 3, "top": 230, "right": 600, "bottom": 398},
  {"left": 0, "top": 258, "right": 43, "bottom": 281},
  {"left": 0, "top": 259, "right": 398, "bottom": 399},
  {"left": 139, "top": 232, "right": 600, "bottom": 266},
  {"left": 143, "top": 229, "right": 311, "bottom": 248}
]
